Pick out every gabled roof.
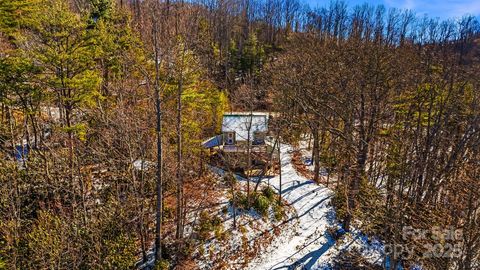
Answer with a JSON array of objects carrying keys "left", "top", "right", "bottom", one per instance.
[{"left": 222, "top": 112, "right": 269, "bottom": 141}]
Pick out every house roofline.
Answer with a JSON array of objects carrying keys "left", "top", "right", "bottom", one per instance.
[{"left": 223, "top": 111, "right": 278, "bottom": 117}]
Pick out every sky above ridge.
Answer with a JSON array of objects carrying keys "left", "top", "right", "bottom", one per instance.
[{"left": 304, "top": 0, "right": 480, "bottom": 20}]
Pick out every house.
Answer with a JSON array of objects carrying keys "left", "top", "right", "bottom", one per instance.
[{"left": 202, "top": 112, "right": 270, "bottom": 152}]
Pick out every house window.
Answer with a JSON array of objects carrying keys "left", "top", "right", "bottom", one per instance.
[
  {"left": 224, "top": 132, "right": 235, "bottom": 145},
  {"left": 253, "top": 131, "right": 265, "bottom": 145}
]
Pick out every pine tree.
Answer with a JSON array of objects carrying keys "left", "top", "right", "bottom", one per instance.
[{"left": 21, "top": 0, "right": 101, "bottom": 220}]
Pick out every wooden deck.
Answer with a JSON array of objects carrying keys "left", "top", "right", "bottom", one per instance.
[{"left": 222, "top": 144, "right": 267, "bottom": 153}]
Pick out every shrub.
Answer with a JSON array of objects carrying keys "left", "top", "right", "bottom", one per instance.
[
  {"left": 211, "top": 216, "right": 222, "bottom": 227},
  {"left": 102, "top": 233, "right": 137, "bottom": 269},
  {"left": 181, "top": 239, "right": 196, "bottom": 259},
  {"left": 231, "top": 191, "right": 248, "bottom": 210},
  {"left": 231, "top": 189, "right": 283, "bottom": 218},
  {"left": 273, "top": 204, "right": 285, "bottom": 221},
  {"left": 196, "top": 211, "right": 223, "bottom": 241},
  {"left": 223, "top": 173, "right": 237, "bottom": 187},
  {"left": 239, "top": 225, "right": 247, "bottom": 234},
  {"left": 154, "top": 259, "right": 170, "bottom": 270},
  {"left": 214, "top": 226, "right": 229, "bottom": 242},
  {"left": 262, "top": 186, "right": 276, "bottom": 201},
  {"left": 197, "top": 211, "right": 213, "bottom": 240},
  {"left": 198, "top": 245, "right": 205, "bottom": 256},
  {"left": 253, "top": 194, "right": 270, "bottom": 216}
]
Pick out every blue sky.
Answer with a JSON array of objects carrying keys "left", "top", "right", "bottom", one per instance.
[{"left": 304, "top": 0, "right": 480, "bottom": 20}]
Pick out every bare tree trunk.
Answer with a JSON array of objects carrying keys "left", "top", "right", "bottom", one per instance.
[
  {"left": 278, "top": 140, "right": 282, "bottom": 204},
  {"left": 152, "top": 6, "right": 163, "bottom": 262},
  {"left": 175, "top": 58, "right": 185, "bottom": 241},
  {"left": 312, "top": 127, "right": 320, "bottom": 183},
  {"left": 253, "top": 129, "right": 279, "bottom": 193},
  {"left": 232, "top": 181, "right": 237, "bottom": 229},
  {"left": 65, "top": 107, "right": 83, "bottom": 223},
  {"left": 246, "top": 109, "right": 253, "bottom": 208}
]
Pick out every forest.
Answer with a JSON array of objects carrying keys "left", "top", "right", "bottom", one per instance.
[{"left": 0, "top": 0, "right": 479, "bottom": 269}]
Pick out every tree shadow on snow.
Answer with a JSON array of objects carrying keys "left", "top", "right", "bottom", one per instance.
[
  {"left": 285, "top": 195, "right": 333, "bottom": 224},
  {"left": 271, "top": 231, "right": 336, "bottom": 270},
  {"left": 280, "top": 180, "right": 316, "bottom": 194},
  {"left": 289, "top": 187, "right": 327, "bottom": 206}
]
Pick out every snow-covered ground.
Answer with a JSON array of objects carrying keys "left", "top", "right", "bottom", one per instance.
[
  {"left": 139, "top": 141, "right": 384, "bottom": 270},
  {"left": 248, "top": 143, "right": 384, "bottom": 270},
  {"left": 195, "top": 166, "right": 296, "bottom": 269}
]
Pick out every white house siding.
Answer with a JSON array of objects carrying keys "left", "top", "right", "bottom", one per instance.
[{"left": 221, "top": 112, "right": 269, "bottom": 142}]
